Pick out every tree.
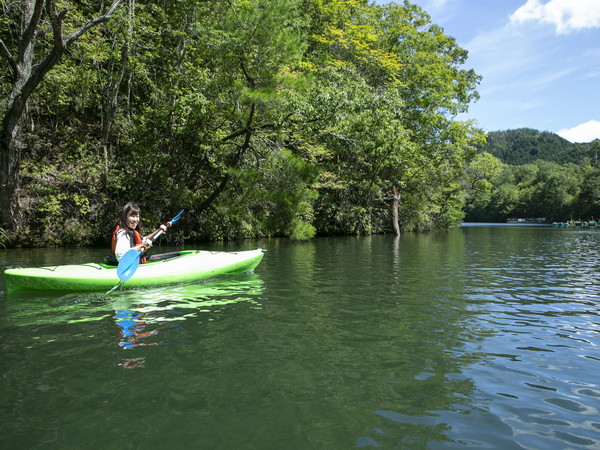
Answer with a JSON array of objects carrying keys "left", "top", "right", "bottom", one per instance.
[
  {"left": 527, "top": 161, "right": 581, "bottom": 220},
  {"left": 304, "top": 0, "right": 483, "bottom": 234},
  {"left": 108, "top": 0, "right": 320, "bottom": 239},
  {"left": 463, "top": 152, "right": 505, "bottom": 221},
  {"left": 0, "top": 0, "right": 486, "bottom": 245},
  {"left": 577, "top": 164, "right": 600, "bottom": 219},
  {"left": 0, "top": 0, "right": 122, "bottom": 232},
  {"left": 463, "top": 160, "right": 585, "bottom": 222}
]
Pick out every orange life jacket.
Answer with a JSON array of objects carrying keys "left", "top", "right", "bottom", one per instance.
[{"left": 111, "top": 225, "right": 147, "bottom": 264}]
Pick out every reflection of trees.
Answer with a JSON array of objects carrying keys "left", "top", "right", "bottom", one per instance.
[
  {"left": 3, "top": 275, "right": 264, "bottom": 328},
  {"left": 107, "top": 277, "right": 264, "bottom": 368},
  {"left": 0, "top": 274, "right": 266, "bottom": 445},
  {"left": 239, "top": 234, "right": 489, "bottom": 447},
  {"left": 1, "top": 235, "right": 488, "bottom": 446}
]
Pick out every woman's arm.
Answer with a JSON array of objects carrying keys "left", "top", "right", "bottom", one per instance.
[
  {"left": 115, "top": 230, "right": 152, "bottom": 261},
  {"left": 144, "top": 224, "right": 167, "bottom": 242}
]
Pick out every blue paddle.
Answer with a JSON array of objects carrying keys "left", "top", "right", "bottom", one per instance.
[{"left": 117, "top": 209, "right": 185, "bottom": 281}]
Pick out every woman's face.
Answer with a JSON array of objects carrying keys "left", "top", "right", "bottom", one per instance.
[{"left": 126, "top": 211, "right": 140, "bottom": 230}]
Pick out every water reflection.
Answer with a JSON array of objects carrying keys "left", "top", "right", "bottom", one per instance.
[
  {"left": 114, "top": 309, "right": 158, "bottom": 350},
  {"left": 1, "top": 274, "right": 263, "bottom": 329},
  {"left": 106, "top": 277, "right": 264, "bottom": 368},
  {"left": 256, "top": 234, "right": 490, "bottom": 447},
  {"left": 2, "top": 231, "right": 600, "bottom": 448},
  {"left": 2, "top": 275, "right": 264, "bottom": 373},
  {"left": 114, "top": 307, "right": 154, "bottom": 369},
  {"left": 454, "top": 227, "right": 600, "bottom": 449}
]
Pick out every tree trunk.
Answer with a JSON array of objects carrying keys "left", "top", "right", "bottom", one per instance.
[
  {"left": 101, "top": 0, "right": 133, "bottom": 182},
  {"left": 101, "top": 41, "right": 129, "bottom": 182},
  {"left": 0, "top": 113, "right": 24, "bottom": 231},
  {"left": 384, "top": 184, "right": 401, "bottom": 236},
  {"left": 0, "top": 0, "right": 40, "bottom": 230}
]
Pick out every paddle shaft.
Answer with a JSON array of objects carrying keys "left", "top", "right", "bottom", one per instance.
[{"left": 137, "top": 209, "right": 184, "bottom": 251}]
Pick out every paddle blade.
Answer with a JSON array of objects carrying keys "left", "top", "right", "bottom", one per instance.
[
  {"left": 170, "top": 209, "right": 185, "bottom": 226},
  {"left": 117, "top": 249, "right": 142, "bottom": 281}
]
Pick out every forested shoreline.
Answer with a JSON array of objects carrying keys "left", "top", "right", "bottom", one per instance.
[
  {"left": 465, "top": 129, "right": 600, "bottom": 223},
  {"left": 2, "top": 1, "right": 598, "bottom": 249},
  {"left": 1, "top": 0, "right": 484, "bottom": 247}
]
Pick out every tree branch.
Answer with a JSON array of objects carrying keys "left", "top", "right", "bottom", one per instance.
[
  {"left": 240, "top": 61, "right": 256, "bottom": 88},
  {"left": 21, "top": 0, "right": 123, "bottom": 110},
  {"left": 64, "top": 0, "right": 123, "bottom": 47},
  {"left": 0, "top": 39, "right": 17, "bottom": 76},
  {"left": 20, "top": 0, "right": 45, "bottom": 61}
]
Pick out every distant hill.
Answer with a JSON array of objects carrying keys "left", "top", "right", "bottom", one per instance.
[{"left": 478, "top": 128, "right": 597, "bottom": 165}]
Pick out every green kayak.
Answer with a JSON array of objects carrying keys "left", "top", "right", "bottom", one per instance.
[{"left": 4, "top": 249, "right": 265, "bottom": 293}]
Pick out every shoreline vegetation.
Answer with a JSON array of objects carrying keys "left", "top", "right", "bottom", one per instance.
[{"left": 1, "top": 2, "right": 599, "bottom": 249}]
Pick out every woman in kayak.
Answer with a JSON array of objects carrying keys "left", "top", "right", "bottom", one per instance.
[{"left": 112, "top": 202, "right": 167, "bottom": 262}]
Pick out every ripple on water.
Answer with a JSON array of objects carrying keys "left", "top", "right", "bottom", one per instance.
[{"left": 452, "top": 228, "right": 600, "bottom": 448}]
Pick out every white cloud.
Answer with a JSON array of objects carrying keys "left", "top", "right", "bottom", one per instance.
[
  {"left": 511, "top": 0, "right": 600, "bottom": 34},
  {"left": 557, "top": 120, "right": 600, "bottom": 143},
  {"left": 464, "top": 22, "right": 566, "bottom": 98}
]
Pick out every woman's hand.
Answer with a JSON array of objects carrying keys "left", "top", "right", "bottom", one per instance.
[{"left": 143, "top": 225, "right": 165, "bottom": 244}]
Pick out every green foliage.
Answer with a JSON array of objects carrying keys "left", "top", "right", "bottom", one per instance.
[
  {"left": 480, "top": 128, "right": 596, "bottom": 165},
  {"left": 465, "top": 129, "right": 600, "bottom": 222},
  {"left": 18, "top": 144, "right": 109, "bottom": 246},
  {"left": 301, "top": 0, "right": 483, "bottom": 234},
  {"left": 5, "top": 0, "right": 484, "bottom": 246},
  {"left": 463, "top": 157, "right": 593, "bottom": 223}
]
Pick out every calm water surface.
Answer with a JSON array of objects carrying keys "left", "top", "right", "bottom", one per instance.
[{"left": 1, "top": 226, "right": 599, "bottom": 449}]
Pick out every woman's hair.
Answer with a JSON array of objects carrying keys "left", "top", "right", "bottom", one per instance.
[{"left": 119, "top": 202, "right": 142, "bottom": 232}]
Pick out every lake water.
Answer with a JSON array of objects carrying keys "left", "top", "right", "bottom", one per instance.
[{"left": 1, "top": 226, "right": 599, "bottom": 449}]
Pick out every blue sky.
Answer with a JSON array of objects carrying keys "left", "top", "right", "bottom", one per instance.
[{"left": 372, "top": 0, "right": 600, "bottom": 143}]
